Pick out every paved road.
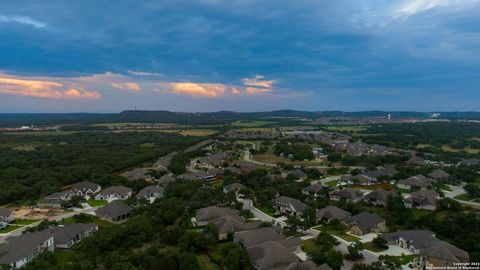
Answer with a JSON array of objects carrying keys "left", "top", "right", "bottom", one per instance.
[
  {"left": 239, "top": 197, "right": 378, "bottom": 270},
  {"left": 444, "top": 184, "right": 480, "bottom": 208}
]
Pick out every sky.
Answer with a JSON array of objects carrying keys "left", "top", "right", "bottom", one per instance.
[{"left": 0, "top": 0, "right": 479, "bottom": 113}]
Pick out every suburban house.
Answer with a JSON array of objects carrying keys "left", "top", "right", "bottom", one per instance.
[
  {"left": 158, "top": 174, "right": 175, "bottom": 186},
  {"left": 194, "top": 206, "right": 240, "bottom": 226},
  {"left": 0, "top": 208, "right": 14, "bottom": 229},
  {"left": 273, "top": 196, "right": 308, "bottom": 216},
  {"left": 0, "top": 230, "right": 54, "bottom": 269},
  {"left": 234, "top": 227, "right": 304, "bottom": 270},
  {"left": 302, "top": 184, "right": 329, "bottom": 198},
  {"left": 96, "top": 201, "right": 132, "bottom": 223},
  {"left": 397, "top": 174, "right": 432, "bottom": 190},
  {"left": 95, "top": 186, "right": 132, "bottom": 201},
  {"left": 49, "top": 223, "right": 98, "bottom": 249},
  {"left": 407, "top": 156, "right": 426, "bottom": 166},
  {"left": 315, "top": 206, "right": 351, "bottom": 223},
  {"left": 289, "top": 169, "right": 308, "bottom": 180},
  {"left": 70, "top": 181, "right": 101, "bottom": 198},
  {"left": 350, "top": 174, "right": 378, "bottom": 186},
  {"left": 365, "top": 166, "right": 398, "bottom": 179},
  {"left": 338, "top": 174, "right": 354, "bottom": 185},
  {"left": 210, "top": 215, "right": 262, "bottom": 240},
  {"left": 364, "top": 189, "right": 394, "bottom": 207},
  {"left": 329, "top": 188, "right": 363, "bottom": 203},
  {"left": 427, "top": 169, "right": 450, "bottom": 181},
  {"left": 381, "top": 230, "right": 469, "bottom": 268},
  {"left": 193, "top": 206, "right": 261, "bottom": 240},
  {"left": 196, "top": 152, "right": 229, "bottom": 169},
  {"left": 135, "top": 185, "right": 164, "bottom": 202},
  {"left": 223, "top": 183, "right": 249, "bottom": 195},
  {"left": 404, "top": 190, "right": 439, "bottom": 211},
  {"left": 346, "top": 212, "right": 386, "bottom": 236},
  {"left": 460, "top": 158, "right": 479, "bottom": 166}
]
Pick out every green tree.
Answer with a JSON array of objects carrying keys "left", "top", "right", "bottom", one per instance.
[
  {"left": 347, "top": 241, "right": 364, "bottom": 260},
  {"left": 372, "top": 236, "right": 388, "bottom": 250}
]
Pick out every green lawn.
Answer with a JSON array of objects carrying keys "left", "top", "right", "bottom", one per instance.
[
  {"left": 87, "top": 198, "right": 108, "bottom": 207},
  {"left": 11, "top": 219, "right": 40, "bottom": 225},
  {"left": 197, "top": 254, "right": 219, "bottom": 270},
  {"left": 54, "top": 250, "right": 75, "bottom": 265},
  {"left": 0, "top": 225, "right": 22, "bottom": 234},
  {"left": 454, "top": 193, "right": 475, "bottom": 201},
  {"left": 324, "top": 180, "right": 338, "bottom": 187},
  {"left": 311, "top": 225, "right": 360, "bottom": 242},
  {"left": 255, "top": 205, "right": 275, "bottom": 218},
  {"left": 389, "top": 254, "right": 418, "bottom": 265},
  {"left": 364, "top": 241, "right": 388, "bottom": 252},
  {"left": 207, "top": 242, "right": 233, "bottom": 262},
  {"left": 302, "top": 238, "right": 322, "bottom": 254}
]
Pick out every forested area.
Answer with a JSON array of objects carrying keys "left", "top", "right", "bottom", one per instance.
[
  {"left": 361, "top": 122, "right": 480, "bottom": 151},
  {"left": 0, "top": 132, "right": 200, "bottom": 205},
  {"left": 273, "top": 142, "right": 315, "bottom": 160}
]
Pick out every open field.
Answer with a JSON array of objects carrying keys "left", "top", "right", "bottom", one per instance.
[
  {"left": 3, "top": 131, "right": 79, "bottom": 136},
  {"left": 231, "top": 120, "right": 276, "bottom": 127},
  {"left": 322, "top": 125, "right": 369, "bottom": 133},
  {"left": 92, "top": 122, "right": 182, "bottom": 128},
  {"left": 157, "top": 129, "right": 219, "bottom": 136},
  {"left": 417, "top": 143, "right": 480, "bottom": 154}
]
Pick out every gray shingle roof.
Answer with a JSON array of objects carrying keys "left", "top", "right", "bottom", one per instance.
[
  {"left": 210, "top": 215, "right": 262, "bottom": 234},
  {"left": 331, "top": 188, "right": 362, "bottom": 200},
  {"left": 364, "top": 189, "right": 394, "bottom": 202},
  {"left": 247, "top": 241, "right": 299, "bottom": 270},
  {"left": 406, "top": 190, "right": 439, "bottom": 206},
  {"left": 71, "top": 181, "right": 100, "bottom": 194},
  {"left": 398, "top": 174, "right": 431, "bottom": 188},
  {"left": 195, "top": 206, "right": 239, "bottom": 223},
  {"left": 234, "top": 227, "right": 284, "bottom": 248},
  {"left": 0, "top": 230, "right": 53, "bottom": 265},
  {"left": 96, "top": 201, "right": 132, "bottom": 219},
  {"left": 0, "top": 208, "right": 13, "bottom": 221},
  {"left": 97, "top": 186, "right": 132, "bottom": 197},
  {"left": 135, "top": 185, "right": 164, "bottom": 200},
  {"left": 49, "top": 223, "right": 97, "bottom": 246},
  {"left": 302, "top": 184, "right": 327, "bottom": 194},
  {"left": 347, "top": 212, "right": 385, "bottom": 231},
  {"left": 427, "top": 169, "right": 450, "bottom": 180},
  {"left": 274, "top": 196, "right": 308, "bottom": 213},
  {"left": 381, "top": 230, "right": 469, "bottom": 263},
  {"left": 316, "top": 205, "right": 351, "bottom": 221}
]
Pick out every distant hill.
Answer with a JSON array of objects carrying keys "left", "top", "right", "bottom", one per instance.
[{"left": 1, "top": 110, "right": 480, "bottom": 127}]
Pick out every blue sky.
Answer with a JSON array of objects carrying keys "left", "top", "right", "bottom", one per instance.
[{"left": 0, "top": 0, "right": 479, "bottom": 112}]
